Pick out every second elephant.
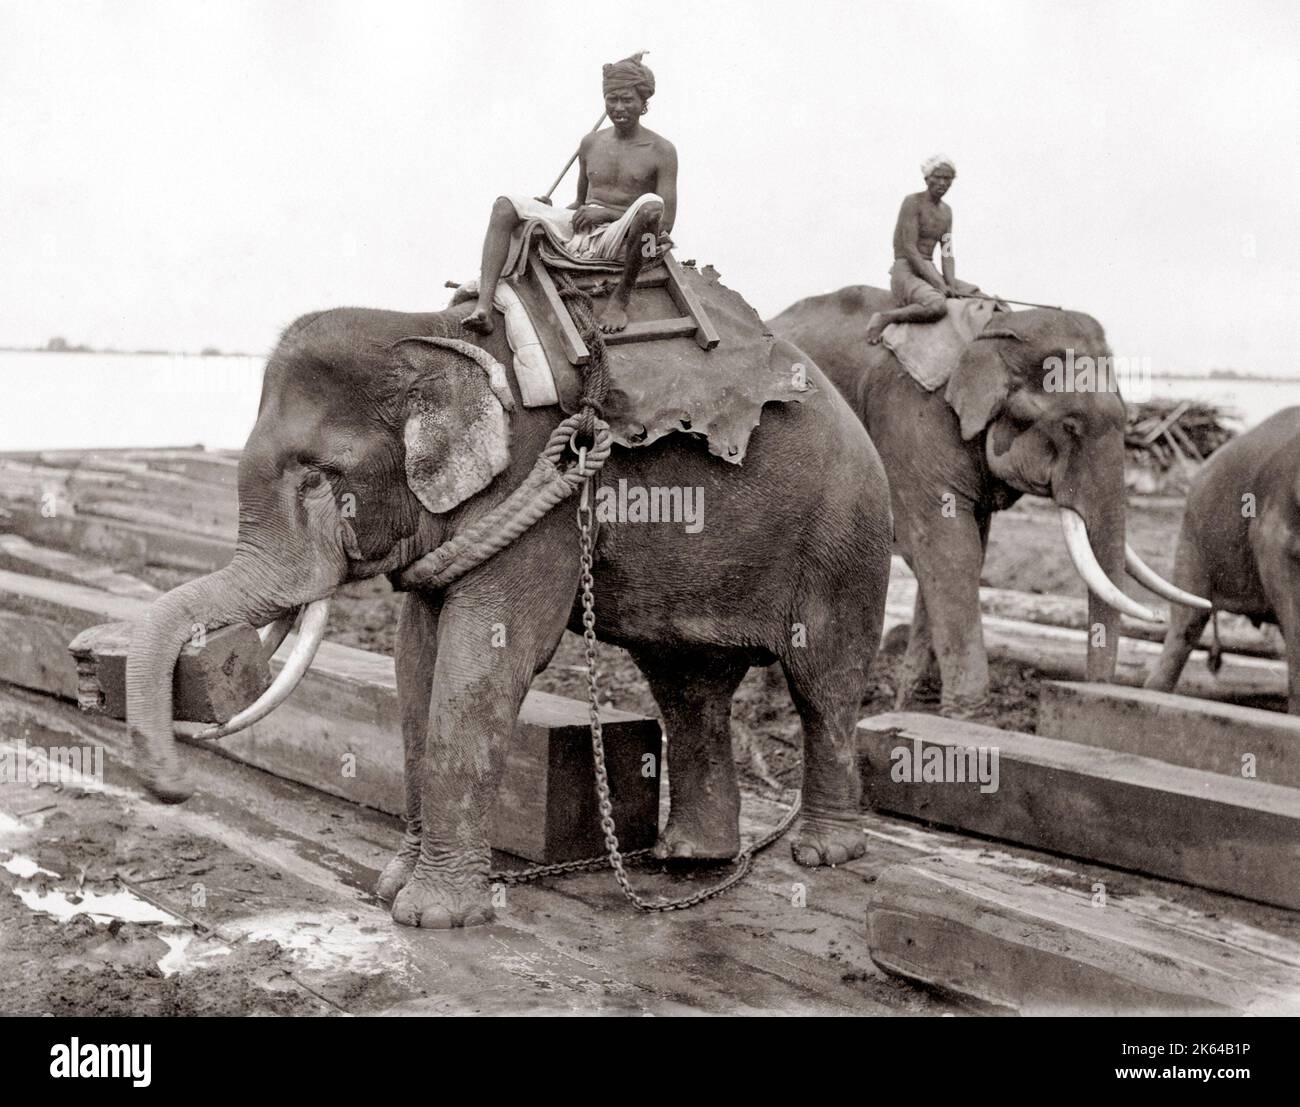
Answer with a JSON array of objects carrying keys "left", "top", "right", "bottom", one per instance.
[{"left": 771, "top": 286, "right": 1206, "bottom": 716}]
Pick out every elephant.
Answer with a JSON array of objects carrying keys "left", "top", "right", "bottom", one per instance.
[
  {"left": 1145, "top": 406, "right": 1300, "bottom": 713},
  {"left": 124, "top": 304, "right": 894, "bottom": 928},
  {"left": 770, "top": 285, "right": 1208, "bottom": 717}
]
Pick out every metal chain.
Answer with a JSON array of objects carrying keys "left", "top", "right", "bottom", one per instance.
[{"left": 489, "top": 464, "right": 801, "bottom": 910}]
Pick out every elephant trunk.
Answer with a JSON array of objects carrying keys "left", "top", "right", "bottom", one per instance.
[{"left": 125, "top": 559, "right": 286, "bottom": 802}]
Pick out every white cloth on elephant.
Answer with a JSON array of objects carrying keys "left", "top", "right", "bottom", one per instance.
[
  {"left": 503, "top": 193, "right": 662, "bottom": 275},
  {"left": 452, "top": 278, "right": 557, "bottom": 407},
  {"left": 883, "top": 298, "right": 999, "bottom": 391}
]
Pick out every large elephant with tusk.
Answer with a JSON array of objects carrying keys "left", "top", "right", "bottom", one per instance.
[
  {"left": 125, "top": 305, "right": 894, "bottom": 927},
  {"left": 769, "top": 286, "right": 1209, "bottom": 717}
]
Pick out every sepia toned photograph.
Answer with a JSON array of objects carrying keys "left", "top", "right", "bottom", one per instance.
[{"left": 1, "top": 0, "right": 1297, "bottom": 1049}]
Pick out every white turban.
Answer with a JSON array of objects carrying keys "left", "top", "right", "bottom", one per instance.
[{"left": 921, "top": 154, "right": 956, "bottom": 177}]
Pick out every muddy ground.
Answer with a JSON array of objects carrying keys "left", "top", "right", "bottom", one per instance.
[{"left": 4, "top": 491, "right": 1251, "bottom": 1016}]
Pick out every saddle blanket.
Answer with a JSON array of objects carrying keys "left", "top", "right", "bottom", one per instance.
[{"left": 882, "top": 298, "right": 1001, "bottom": 391}]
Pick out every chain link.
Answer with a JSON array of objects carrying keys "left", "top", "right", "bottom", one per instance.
[{"left": 488, "top": 465, "right": 800, "bottom": 911}]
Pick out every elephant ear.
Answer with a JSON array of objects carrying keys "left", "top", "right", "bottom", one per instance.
[
  {"left": 393, "top": 337, "right": 516, "bottom": 515},
  {"left": 944, "top": 327, "right": 1024, "bottom": 441}
]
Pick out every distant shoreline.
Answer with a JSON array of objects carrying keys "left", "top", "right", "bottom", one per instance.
[
  {"left": 1148, "top": 373, "right": 1300, "bottom": 384},
  {"left": 0, "top": 346, "right": 257, "bottom": 358}
]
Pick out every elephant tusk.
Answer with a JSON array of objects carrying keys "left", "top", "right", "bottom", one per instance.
[
  {"left": 1059, "top": 509, "right": 1160, "bottom": 624},
  {"left": 1124, "top": 544, "right": 1213, "bottom": 611},
  {"left": 256, "top": 608, "right": 300, "bottom": 665},
  {"left": 192, "top": 598, "right": 331, "bottom": 740}
]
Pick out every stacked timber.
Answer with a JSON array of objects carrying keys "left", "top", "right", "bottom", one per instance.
[
  {"left": 1126, "top": 398, "right": 1237, "bottom": 471},
  {"left": 860, "top": 684, "right": 1300, "bottom": 1013},
  {"left": 0, "top": 447, "right": 238, "bottom": 572}
]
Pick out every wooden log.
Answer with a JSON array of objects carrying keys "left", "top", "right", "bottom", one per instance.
[
  {"left": 1, "top": 511, "right": 149, "bottom": 572},
  {"left": 881, "top": 598, "right": 1289, "bottom": 704},
  {"left": 0, "top": 570, "right": 661, "bottom": 859},
  {"left": 0, "top": 572, "right": 168, "bottom": 701},
  {"left": 1038, "top": 681, "right": 1300, "bottom": 788},
  {"left": 490, "top": 693, "right": 662, "bottom": 862},
  {"left": 0, "top": 534, "right": 159, "bottom": 600},
  {"left": 68, "top": 620, "right": 270, "bottom": 724},
  {"left": 857, "top": 711, "right": 1300, "bottom": 910},
  {"left": 0, "top": 568, "right": 145, "bottom": 627},
  {"left": 887, "top": 555, "right": 1282, "bottom": 660},
  {"left": 1, "top": 506, "right": 233, "bottom": 572},
  {"left": 70, "top": 499, "right": 234, "bottom": 541},
  {"left": 866, "top": 858, "right": 1300, "bottom": 1016}
]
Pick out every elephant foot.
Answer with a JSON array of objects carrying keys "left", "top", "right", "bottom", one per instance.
[
  {"left": 791, "top": 811, "right": 865, "bottom": 868},
  {"left": 652, "top": 815, "right": 740, "bottom": 863},
  {"left": 390, "top": 872, "right": 494, "bottom": 929},
  {"left": 940, "top": 694, "right": 992, "bottom": 722},
  {"left": 374, "top": 846, "right": 418, "bottom": 904}
]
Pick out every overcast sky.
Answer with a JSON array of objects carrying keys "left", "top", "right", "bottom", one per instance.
[{"left": 3, "top": 0, "right": 1298, "bottom": 375}]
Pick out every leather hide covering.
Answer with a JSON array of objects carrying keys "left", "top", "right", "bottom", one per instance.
[{"left": 506, "top": 263, "right": 814, "bottom": 465}]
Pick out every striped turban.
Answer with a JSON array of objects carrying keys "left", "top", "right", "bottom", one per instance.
[{"left": 602, "top": 54, "right": 655, "bottom": 101}]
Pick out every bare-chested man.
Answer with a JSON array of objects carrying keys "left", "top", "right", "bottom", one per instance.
[
  {"left": 463, "top": 54, "right": 677, "bottom": 336},
  {"left": 865, "top": 154, "right": 979, "bottom": 343}
]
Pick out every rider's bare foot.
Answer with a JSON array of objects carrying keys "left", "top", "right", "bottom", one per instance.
[
  {"left": 864, "top": 312, "right": 887, "bottom": 345},
  {"left": 598, "top": 300, "right": 629, "bottom": 334},
  {"left": 463, "top": 306, "right": 494, "bottom": 335}
]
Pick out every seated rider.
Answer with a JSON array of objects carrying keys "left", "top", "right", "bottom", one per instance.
[
  {"left": 463, "top": 54, "right": 678, "bottom": 336},
  {"left": 865, "top": 154, "right": 980, "bottom": 344}
]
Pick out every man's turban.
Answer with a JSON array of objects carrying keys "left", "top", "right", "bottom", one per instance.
[
  {"left": 921, "top": 154, "right": 956, "bottom": 177},
  {"left": 602, "top": 54, "right": 655, "bottom": 101}
]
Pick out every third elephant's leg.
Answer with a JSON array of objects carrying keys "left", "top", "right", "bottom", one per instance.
[
  {"left": 895, "top": 585, "right": 941, "bottom": 709},
  {"left": 633, "top": 649, "right": 749, "bottom": 861},
  {"left": 1145, "top": 530, "right": 1212, "bottom": 693},
  {"left": 909, "top": 510, "right": 991, "bottom": 719},
  {"left": 376, "top": 589, "right": 441, "bottom": 903}
]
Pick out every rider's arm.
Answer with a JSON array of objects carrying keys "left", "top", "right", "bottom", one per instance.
[{"left": 656, "top": 142, "right": 678, "bottom": 234}]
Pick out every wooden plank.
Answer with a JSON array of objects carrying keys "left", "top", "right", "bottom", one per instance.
[
  {"left": 602, "top": 316, "right": 698, "bottom": 345},
  {"left": 528, "top": 254, "right": 589, "bottom": 366},
  {"left": 2, "top": 506, "right": 233, "bottom": 572},
  {"left": 887, "top": 555, "right": 1283, "bottom": 660},
  {"left": 491, "top": 698, "right": 662, "bottom": 862},
  {"left": 0, "top": 568, "right": 147, "bottom": 626},
  {"left": 866, "top": 858, "right": 1300, "bottom": 1016},
  {"left": 882, "top": 597, "right": 1289, "bottom": 704},
  {"left": 67, "top": 619, "right": 271, "bottom": 725},
  {"left": 0, "top": 534, "right": 159, "bottom": 600},
  {"left": 660, "top": 251, "right": 721, "bottom": 350},
  {"left": 0, "top": 570, "right": 661, "bottom": 856},
  {"left": 1038, "top": 681, "right": 1300, "bottom": 788},
  {"left": 857, "top": 711, "right": 1300, "bottom": 910},
  {"left": 0, "top": 684, "right": 927, "bottom": 1015}
]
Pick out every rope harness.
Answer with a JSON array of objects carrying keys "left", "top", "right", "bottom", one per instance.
[{"left": 406, "top": 275, "right": 798, "bottom": 911}]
